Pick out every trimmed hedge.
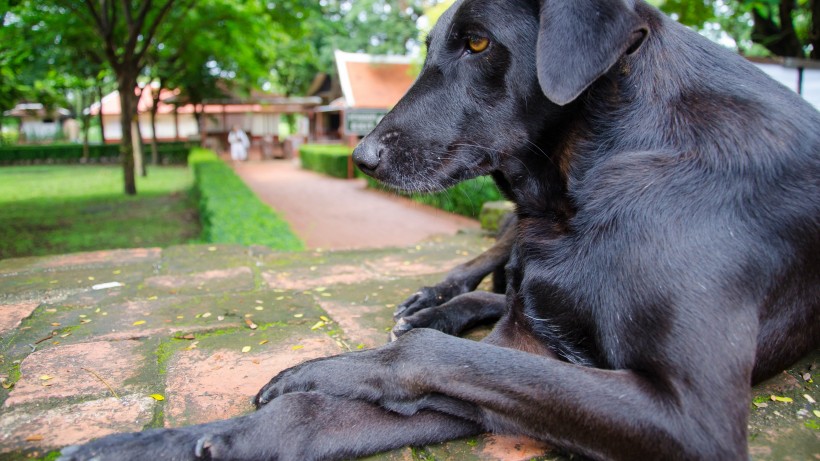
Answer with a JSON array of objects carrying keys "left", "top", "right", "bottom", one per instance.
[
  {"left": 0, "top": 141, "right": 194, "bottom": 165},
  {"left": 189, "top": 148, "right": 304, "bottom": 251},
  {"left": 299, "top": 144, "right": 352, "bottom": 179},
  {"left": 366, "top": 175, "right": 503, "bottom": 218}
]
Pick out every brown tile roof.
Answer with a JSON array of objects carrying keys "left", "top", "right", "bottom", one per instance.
[{"left": 335, "top": 51, "right": 417, "bottom": 109}]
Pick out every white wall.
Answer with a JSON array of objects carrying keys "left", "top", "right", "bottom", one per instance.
[{"left": 753, "top": 63, "right": 820, "bottom": 110}]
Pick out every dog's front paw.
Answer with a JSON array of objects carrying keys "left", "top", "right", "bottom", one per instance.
[
  {"left": 57, "top": 428, "right": 210, "bottom": 461},
  {"left": 254, "top": 361, "right": 317, "bottom": 407},
  {"left": 390, "top": 307, "right": 455, "bottom": 341},
  {"left": 394, "top": 285, "right": 455, "bottom": 320},
  {"left": 254, "top": 353, "right": 385, "bottom": 408}
]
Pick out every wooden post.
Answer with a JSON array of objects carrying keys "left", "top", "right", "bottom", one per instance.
[{"left": 347, "top": 134, "right": 358, "bottom": 179}]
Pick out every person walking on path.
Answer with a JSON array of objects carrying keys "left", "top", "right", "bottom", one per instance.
[{"left": 228, "top": 125, "right": 250, "bottom": 162}]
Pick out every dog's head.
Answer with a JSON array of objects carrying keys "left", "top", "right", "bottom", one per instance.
[{"left": 353, "top": 0, "right": 647, "bottom": 192}]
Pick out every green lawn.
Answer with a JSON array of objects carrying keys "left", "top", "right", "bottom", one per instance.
[{"left": 0, "top": 165, "right": 201, "bottom": 260}]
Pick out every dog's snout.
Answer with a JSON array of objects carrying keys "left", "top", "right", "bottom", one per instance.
[{"left": 353, "top": 139, "right": 381, "bottom": 172}]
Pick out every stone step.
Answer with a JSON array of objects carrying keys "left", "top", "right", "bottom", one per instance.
[{"left": 0, "top": 234, "right": 816, "bottom": 460}]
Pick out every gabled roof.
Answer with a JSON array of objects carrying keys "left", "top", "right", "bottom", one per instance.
[
  {"left": 334, "top": 51, "right": 417, "bottom": 109},
  {"left": 86, "top": 84, "right": 321, "bottom": 116},
  {"left": 4, "top": 103, "right": 71, "bottom": 118}
]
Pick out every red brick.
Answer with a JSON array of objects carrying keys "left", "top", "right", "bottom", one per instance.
[
  {"left": 0, "top": 302, "right": 38, "bottom": 335},
  {"left": 164, "top": 335, "right": 340, "bottom": 426},
  {"left": 0, "top": 395, "right": 155, "bottom": 453},
  {"left": 5, "top": 341, "right": 142, "bottom": 407}
]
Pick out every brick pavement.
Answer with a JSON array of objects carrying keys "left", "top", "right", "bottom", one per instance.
[{"left": 0, "top": 236, "right": 817, "bottom": 460}]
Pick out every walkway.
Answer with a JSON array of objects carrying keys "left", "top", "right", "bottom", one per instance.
[
  {"left": 232, "top": 160, "right": 480, "bottom": 250},
  {"left": 0, "top": 241, "right": 816, "bottom": 460}
]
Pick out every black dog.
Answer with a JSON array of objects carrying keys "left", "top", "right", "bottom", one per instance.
[
  {"left": 61, "top": 0, "right": 819, "bottom": 460},
  {"left": 390, "top": 213, "right": 516, "bottom": 340}
]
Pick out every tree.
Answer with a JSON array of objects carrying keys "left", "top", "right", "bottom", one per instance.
[
  {"left": 6, "top": 0, "right": 318, "bottom": 193},
  {"left": 651, "top": 0, "right": 817, "bottom": 59}
]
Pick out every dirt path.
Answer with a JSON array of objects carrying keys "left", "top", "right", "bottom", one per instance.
[{"left": 232, "top": 160, "right": 480, "bottom": 250}]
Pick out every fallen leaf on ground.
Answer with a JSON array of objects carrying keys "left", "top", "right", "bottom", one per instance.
[
  {"left": 244, "top": 318, "right": 258, "bottom": 330},
  {"left": 770, "top": 395, "right": 793, "bottom": 403},
  {"left": 39, "top": 375, "right": 53, "bottom": 381},
  {"left": 149, "top": 394, "right": 165, "bottom": 401},
  {"left": 241, "top": 346, "right": 251, "bottom": 353},
  {"left": 25, "top": 435, "right": 44, "bottom": 442},
  {"left": 292, "top": 345, "right": 304, "bottom": 351},
  {"left": 202, "top": 312, "right": 212, "bottom": 318},
  {"left": 132, "top": 320, "right": 146, "bottom": 326},
  {"left": 259, "top": 340, "right": 269, "bottom": 345},
  {"left": 310, "top": 321, "right": 325, "bottom": 330}
]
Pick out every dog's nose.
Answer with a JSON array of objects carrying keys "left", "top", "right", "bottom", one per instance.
[{"left": 353, "top": 139, "right": 381, "bottom": 172}]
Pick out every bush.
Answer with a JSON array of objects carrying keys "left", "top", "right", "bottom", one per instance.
[
  {"left": 299, "top": 144, "right": 352, "bottom": 179},
  {"left": 0, "top": 141, "right": 194, "bottom": 165},
  {"left": 189, "top": 148, "right": 304, "bottom": 251},
  {"left": 364, "top": 175, "right": 503, "bottom": 218}
]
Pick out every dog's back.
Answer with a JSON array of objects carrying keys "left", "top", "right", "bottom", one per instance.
[{"left": 558, "top": 3, "right": 820, "bottom": 382}]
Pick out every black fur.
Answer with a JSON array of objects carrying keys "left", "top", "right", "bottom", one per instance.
[{"left": 60, "top": 0, "right": 819, "bottom": 460}]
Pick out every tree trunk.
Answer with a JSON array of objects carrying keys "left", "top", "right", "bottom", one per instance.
[
  {"left": 98, "top": 85, "right": 107, "bottom": 144},
  {"left": 751, "top": 1, "right": 804, "bottom": 57},
  {"left": 133, "top": 120, "right": 146, "bottom": 178},
  {"left": 174, "top": 104, "right": 180, "bottom": 141},
  {"left": 118, "top": 75, "right": 137, "bottom": 195},
  {"left": 81, "top": 92, "right": 91, "bottom": 161},
  {"left": 811, "top": 0, "right": 819, "bottom": 60},
  {"left": 150, "top": 103, "right": 160, "bottom": 165}
]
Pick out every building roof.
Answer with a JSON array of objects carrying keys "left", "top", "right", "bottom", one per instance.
[
  {"left": 4, "top": 103, "right": 71, "bottom": 118},
  {"left": 86, "top": 84, "right": 321, "bottom": 116},
  {"left": 335, "top": 51, "right": 417, "bottom": 109}
]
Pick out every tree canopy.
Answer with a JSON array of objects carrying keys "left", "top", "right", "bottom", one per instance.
[{"left": 651, "top": 0, "right": 818, "bottom": 59}]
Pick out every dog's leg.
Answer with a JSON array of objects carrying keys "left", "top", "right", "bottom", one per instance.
[
  {"left": 59, "top": 391, "right": 480, "bottom": 461},
  {"left": 390, "top": 291, "right": 506, "bottom": 340},
  {"left": 257, "top": 327, "right": 755, "bottom": 460},
  {"left": 393, "top": 215, "right": 515, "bottom": 320}
]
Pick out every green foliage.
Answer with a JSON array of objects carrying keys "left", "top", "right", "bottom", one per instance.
[
  {"left": 0, "top": 142, "right": 193, "bottom": 165},
  {"left": 299, "top": 144, "right": 352, "bottom": 179},
  {"left": 190, "top": 148, "right": 304, "bottom": 251},
  {"left": 650, "top": 0, "right": 816, "bottom": 58},
  {"left": 0, "top": 165, "right": 199, "bottom": 259}
]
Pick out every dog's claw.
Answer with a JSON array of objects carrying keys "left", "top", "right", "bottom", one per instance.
[
  {"left": 194, "top": 436, "right": 212, "bottom": 458},
  {"left": 390, "top": 318, "right": 414, "bottom": 342}
]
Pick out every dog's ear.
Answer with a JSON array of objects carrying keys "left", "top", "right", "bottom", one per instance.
[{"left": 537, "top": 0, "right": 648, "bottom": 105}]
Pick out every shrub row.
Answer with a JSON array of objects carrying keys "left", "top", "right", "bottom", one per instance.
[
  {"left": 0, "top": 141, "right": 194, "bottom": 165},
  {"left": 189, "top": 148, "right": 304, "bottom": 251},
  {"left": 299, "top": 144, "right": 353, "bottom": 179},
  {"left": 365, "top": 175, "right": 503, "bottom": 218}
]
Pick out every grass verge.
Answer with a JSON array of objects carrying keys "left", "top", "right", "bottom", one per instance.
[
  {"left": 0, "top": 165, "right": 200, "bottom": 259},
  {"left": 190, "top": 148, "right": 304, "bottom": 251}
]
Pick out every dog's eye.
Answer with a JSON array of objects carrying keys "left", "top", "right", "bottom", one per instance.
[{"left": 467, "top": 36, "right": 490, "bottom": 54}]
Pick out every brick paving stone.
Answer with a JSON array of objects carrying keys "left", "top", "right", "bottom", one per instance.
[
  {"left": 0, "top": 302, "right": 38, "bottom": 336},
  {"left": 0, "top": 248, "right": 161, "bottom": 275},
  {"left": 0, "top": 395, "right": 155, "bottom": 454},
  {"left": 5, "top": 340, "right": 142, "bottom": 407},
  {"left": 0, "top": 237, "right": 815, "bottom": 461},
  {"left": 164, "top": 335, "right": 339, "bottom": 427},
  {"left": 143, "top": 266, "right": 255, "bottom": 295},
  {"left": 478, "top": 435, "right": 552, "bottom": 460},
  {"left": 317, "top": 300, "right": 391, "bottom": 348}
]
